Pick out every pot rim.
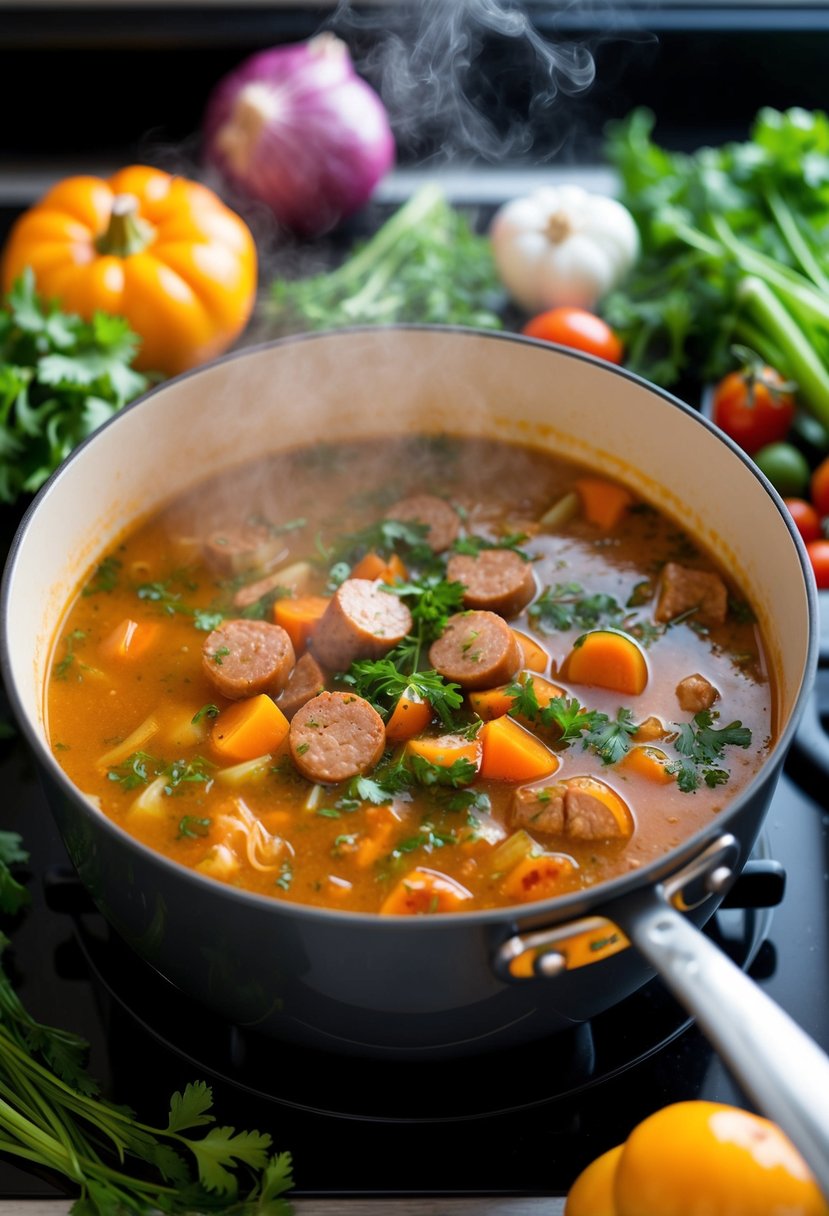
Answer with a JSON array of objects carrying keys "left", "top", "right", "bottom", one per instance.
[{"left": 0, "top": 323, "right": 820, "bottom": 932}]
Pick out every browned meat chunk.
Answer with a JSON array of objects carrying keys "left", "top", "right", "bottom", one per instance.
[
  {"left": 447, "top": 549, "right": 537, "bottom": 619},
  {"left": 564, "top": 786, "right": 631, "bottom": 840},
  {"left": 202, "top": 620, "right": 295, "bottom": 700},
  {"left": 311, "top": 579, "right": 413, "bottom": 671},
  {"left": 509, "top": 784, "right": 566, "bottom": 834},
  {"left": 278, "top": 652, "right": 326, "bottom": 720},
  {"left": 634, "top": 715, "right": 668, "bottom": 743},
  {"left": 202, "top": 522, "right": 285, "bottom": 578},
  {"left": 385, "top": 494, "right": 461, "bottom": 553},
  {"left": 289, "top": 691, "right": 385, "bottom": 783},
  {"left": 676, "top": 673, "right": 719, "bottom": 714},
  {"left": 428, "top": 610, "right": 522, "bottom": 690},
  {"left": 655, "top": 562, "right": 728, "bottom": 627}
]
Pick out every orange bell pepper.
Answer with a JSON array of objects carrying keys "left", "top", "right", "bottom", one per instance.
[{"left": 1, "top": 165, "right": 257, "bottom": 376}]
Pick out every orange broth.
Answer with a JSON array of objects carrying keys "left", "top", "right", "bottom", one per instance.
[{"left": 46, "top": 435, "right": 773, "bottom": 914}]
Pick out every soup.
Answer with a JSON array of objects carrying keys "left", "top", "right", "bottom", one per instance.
[{"left": 46, "top": 435, "right": 772, "bottom": 914}]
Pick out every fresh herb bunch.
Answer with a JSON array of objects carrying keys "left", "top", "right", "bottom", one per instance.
[
  {"left": 0, "top": 833, "right": 293, "bottom": 1215},
  {"left": 0, "top": 269, "right": 150, "bottom": 503},
  {"left": 603, "top": 106, "right": 829, "bottom": 427},
  {"left": 266, "top": 183, "right": 504, "bottom": 332}
]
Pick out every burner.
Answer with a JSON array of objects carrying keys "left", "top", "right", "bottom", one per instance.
[{"left": 62, "top": 873, "right": 774, "bottom": 1124}]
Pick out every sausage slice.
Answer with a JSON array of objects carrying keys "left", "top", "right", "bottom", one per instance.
[
  {"left": 202, "top": 619, "right": 295, "bottom": 700},
  {"left": 311, "top": 579, "right": 412, "bottom": 671},
  {"left": 429, "top": 610, "right": 522, "bottom": 690},
  {"left": 202, "top": 522, "right": 285, "bottom": 578},
  {"left": 289, "top": 691, "right": 386, "bottom": 783},
  {"left": 279, "top": 652, "right": 326, "bottom": 720},
  {"left": 447, "top": 549, "right": 536, "bottom": 619},
  {"left": 385, "top": 494, "right": 461, "bottom": 553}
]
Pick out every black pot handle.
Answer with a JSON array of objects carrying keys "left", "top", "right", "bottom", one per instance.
[{"left": 614, "top": 880, "right": 829, "bottom": 1198}]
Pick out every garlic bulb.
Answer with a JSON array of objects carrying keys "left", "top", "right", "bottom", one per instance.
[{"left": 489, "top": 184, "right": 640, "bottom": 314}]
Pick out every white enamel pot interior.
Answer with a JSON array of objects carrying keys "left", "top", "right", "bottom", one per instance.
[{"left": 1, "top": 327, "right": 826, "bottom": 1187}]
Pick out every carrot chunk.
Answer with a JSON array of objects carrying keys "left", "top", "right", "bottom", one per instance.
[
  {"left": 512, "top": 629, "right": 548, "bottom": 673},
  {"left": 479, "top": 716, "right": 560, "bottom": 782},
  {"left": 211, "top": 694, "right": 289, "bottom": 763},
  {"left": 380, "top": 867, "right": 474, "bottom": 914},
  {"left": 562, "top": 629, "right": 649, "bottom": 696},
  {"left": 354, "top": 805, "right": 399, "bottom": 867},
  {"left": 385, "top": 688, "right": 434, "bottom": 742},
  {"left": 500, "top": 851, "right": 579, "bottom": 904},
  {"left": 620, "top": 744, "right": 675, "bottom": 784},
  {"left": 405, "top": 733, "right": 482, "bottom": 772},
  {"left": 467, "top": 685, "right": 516, "bottom": 721},
  {"left": 98, "top": 618, "right": 160, "bottom": 662},
  {"left": 351, "top": 551, "right": 409, "bottom": 584},
  {"left": 273, "top": 594, "right": 330, "bottom": 654},
  {"left": 575, "top": 476, "right": 634, "bottom": 530}
]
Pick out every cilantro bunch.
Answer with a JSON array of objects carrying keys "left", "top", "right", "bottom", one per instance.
[
  {"left": 0, "top": 833, "right": 293, "bottom": 1215},
  {"left": 0, "top": 269, "right": 150, "bottom": 503}
]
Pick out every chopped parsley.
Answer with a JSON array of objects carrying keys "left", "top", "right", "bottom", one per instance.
[
  {"left": 529, "top": 583, "right": 624, "bottom": 634},
  {"left": 82, "top": 554, "right": 122, "bottom": 596},
  {"left": 52, "top": 629, "right": 87, "bottom": 680},
  {"left": 177, "top": 815, "right": 212, "bottom": 839},
  {"left": 342, "top": 658, "right": 463, "bottom": 728},
  {"left": 667, "top": 710, "right": 752, "bottom": 792}
]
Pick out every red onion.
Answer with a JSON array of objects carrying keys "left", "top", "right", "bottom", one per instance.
[{"left": 202, "top": 33, "right": 395, "bottom": 237}]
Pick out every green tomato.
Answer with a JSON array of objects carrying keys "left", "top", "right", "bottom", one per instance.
[{"left": 753, "top": 442, "right": 811, "bottom": 497}]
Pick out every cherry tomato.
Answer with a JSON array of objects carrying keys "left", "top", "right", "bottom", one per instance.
[
  {"left": 810, "top": 453, "right": 829, "bottom": 518},
  {"left": 784, "top": 498, "right": 822, "bottom": 544},
  {"left": 806, "top": 539, "right": 829, "bottom": 590},
  {"left": 522, "top": 307, "right": 623, "bottom": 364},
  {"left": 712, "top": 362, "right": 796, "bottom": 455}
]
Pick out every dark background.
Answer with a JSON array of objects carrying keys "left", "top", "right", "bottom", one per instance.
[{"left": 2, "top": 2, "right": 829, "bottom": 177}]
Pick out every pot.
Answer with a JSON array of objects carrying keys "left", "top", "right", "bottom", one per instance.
[{"left": 2, "top": 327, "right": 828, "bottom": 1186}]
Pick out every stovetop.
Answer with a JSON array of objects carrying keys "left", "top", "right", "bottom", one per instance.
[{"left": 1, "top": 645, "right": 828, "bottom": 1204}]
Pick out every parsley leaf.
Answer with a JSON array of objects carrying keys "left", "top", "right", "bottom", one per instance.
[
  {"left": 342, "top": 658, "right": 462, "bottom": 727},
  {"left": 0, "top": 269, "right": 150, "bottom": 503},
  {"left": 0, "top": 894, "right": 292, "bottom": 1212},
  {"left": 408, "top": 753, "right": 478, "bottom": 788},
  {"left": 581, "top": 707, "right": 638, "bottom": 765},
  {"left": 529, "top": 583, "right": 624, "bottom": 634},
  {"left": 668, "top": 710, "right": 752, "bottom": 792}
]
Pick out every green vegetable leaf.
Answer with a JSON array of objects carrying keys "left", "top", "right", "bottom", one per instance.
[
  {"left": 0, "top": 271, "right": 150, "bottom": 503},
  {"left": 581, "top": 707, "right": 638, "bottom": 765},
  {"left": 529, "top": 583, "right": 624, "bottom": 634},
  {"left": 166, "top": 1081, "right": 216, "bottom": 1133},
  {"left": 187, "top": 1126, "right": 274, "bottom": 1194},
  {"left": 667, "top": 709, "right": 752, "bottom": 791},
  {"left": 267, "top": 183, "right": 503, "bottom": 333},
  {"left": 408, "top": 753, "right": 478, "bottom": 788},
  {"left": 342, "top": 657, "right": 462, "bottom": 728}
]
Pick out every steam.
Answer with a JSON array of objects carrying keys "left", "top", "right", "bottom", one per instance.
[{"left": 329, "top": 0, "right": 597, "bottom": 164}]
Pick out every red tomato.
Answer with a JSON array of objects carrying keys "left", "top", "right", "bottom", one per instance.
[
  {"left": 806, "top": 539, "right": 829, "bottom": 589},
  {"left": 711, "top": 363, "right": 795, "bottom": 455},
  {"left": 522, "top": 307, "right": 623, "bottom": 364},
  {"left": 784, "top": 497, "right": 822, "bottom": 544},
  {"left": 810, "top": 454, "right": 829, "bottom": 518}
]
